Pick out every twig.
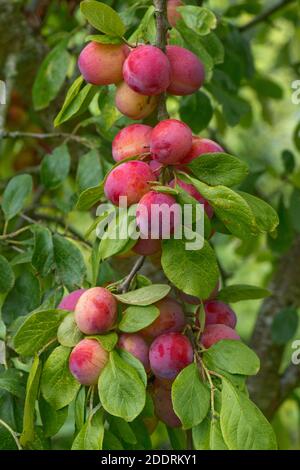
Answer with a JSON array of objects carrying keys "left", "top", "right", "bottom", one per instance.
[
  {"left": 239, "top": 0, "right": 295, "bottom": 32},
  {"left": 153, "top": 0, "right": 170, "bottom": 121},
  {"left": 0, "top": 130, "right": 91, "bottom": 147},
  {"left": 0, "top": 419, "right": 22, "bottom": 450},
  {"left": 0, "top": 225, "right": 32, "bottom": 240},
  {"left": 117, "top": 256, "right": 146, "bottom": 293}
]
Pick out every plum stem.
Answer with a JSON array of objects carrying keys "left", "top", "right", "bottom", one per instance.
[{"left": 117, "top": 255, "right": 146, "bottom": 293}]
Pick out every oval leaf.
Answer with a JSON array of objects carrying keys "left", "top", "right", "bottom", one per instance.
[
  {"left": 1, "top": 174, "right": 32, "bottom": 221},
  {"left": 119, "top": 305, "right": 159, "bottom": 333},
  {"left": 114, "top": 284, "right": 171, "bottom": 306},
  {"left": 81, "top": 1, "right": 126, "bottom": 37}
]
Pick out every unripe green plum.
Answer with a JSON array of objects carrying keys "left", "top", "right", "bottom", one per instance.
[
  {"left": 115, "top": 81, "right": 159, "bottom": 119},
  {"left": 75, "top": 287, "right": 117, "bottom": 335},
  {"left": 112, "top": 124, "right": 152, "bottom": 162},
  {"left": 123, "top": 45, "right": 171, "bottom": 95},
  {"left": 69, "top": 338, "right": 108, "bottom": 385},
  {"left": 104, "top": 161, "right": 155, "bottom": 206},
  {"left": 78, "top": 42, "right": 129, "bottom": 85},
  {"left": 149, "top": 332, "right": 193, "bottom": 380},
  {"left": 150, "top": 119, "right": 192, "bottom": 165},
  {"left": 166, "top": 46, "right": 205, "bottom": 96}
]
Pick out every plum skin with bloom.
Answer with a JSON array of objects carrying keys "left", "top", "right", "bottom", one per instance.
[
  {"left": 58, "top": 289, "right": 86, "bottom": 311},
  {"left": 112, "top": 124, "right": 152, "bottom": 162},
  {"left": 123, "top": 45, "right": 171, "bottom": 96},
  {"left": 136, "top": 191, "right": 180, "bottom": 239},
  {"left": 115, "top": 81, "right": 158, "bottom": 120},
  {"left": 150, "top": 119, "right": 193, "bottom": 165},
  {"left": 69, "top": 338, "right": 108, "bottom": 385},
  {"left": 118, "top": 333, "right": 150, "bottom": 370},
  {"left": 78, "top": 42, "right": 129, "bottom": 86},
  {"left": 201, "top": 324, "right": 240, "bottom": 349},
  {"left": 104, "top": 161, "right": 155, "bottom": 206},
  {"left": 152, "top": 378, "right": 181, "bottom": 428},
  {"left": 166, "top": 45, "right": 205, "bottom": 96},
  {"left": 204, "top": 300, "right": 237, "bottom": 329},
  {"left": 141, "top": 297, "right": 186, "bottom": 339},
  {"left": 180, "top": 137, "right": 224, "bottom": 165},
  {"left": 75, "top": 287, "right": 117, "bottom": 335},
  {"left": 149, "top": 332, "right": 193, "bottom": 380}
]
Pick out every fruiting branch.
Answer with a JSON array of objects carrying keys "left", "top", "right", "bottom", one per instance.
[
  {"left": 239, "top": 0, "right": 295, "bottom": 32},
  {"left": 117, "top": 255, "right": 146, "bottom": 293},
  {"left": 153, "top": 0, "right": 170, "bottom": 121},
  {"left": 0, "top": 130, "right": 91, "bottom": 147}
]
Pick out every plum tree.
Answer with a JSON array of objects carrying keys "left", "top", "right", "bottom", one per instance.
[
  {"left": 115, "top": 81, "right": 159, "bottom": 119},
  {"left": 151, "top": 378, "right": 181, "bottom": 427},
  {"left": 166, "top": 46, "right": 205, "bottom": 96},
  {"left": 150, "top": 119, "right": 192, "bottom": 164},
  {"left": 133, "top": 238, "right": 161, "bottom": 256},
  {"left": 112, "top": 124, "right": 152, "bottom": 162},
  {"left": 104, "top": 161, "right": 155, "bottom": 206},
  {"left": 201, "top": 324, "right": 240, "bottom": 349},
  {"left": 75, "top": 287, "right": 117, "bottom": 335},
  {"left": 69, "top": 338, "right": 108, "bottom": 385},
  {"left": 118, "top": 333, "right": 150, "bottom": 370},
  {"left": 180, "top": 136, "right": 224, "bottom": 165},
  {"left": 141, "top": 297, "right": 186, "bottom": 339},
  {"left": 167, "top": 0, "right": 183, "bottom": 28},
  {"left": 123, "top": 45, "right": 171, "bottom": 95},
  {"left": 136, "top": 191, "right": 180, "bottom": 238},
  {"left": 58, "top": 289, "right": 86, "bottom": 311},
  {"left": 149, "top": 332, "right": 193, "bottom": 379},
  {"left": 204, "top": 300, "right": 237, "bottom": 328},
  {"left": 169, "top": 178, "right": 214, "bottom": 218},
  {"left": 78, "top": 42, "right": 129, "bottom": 85}
]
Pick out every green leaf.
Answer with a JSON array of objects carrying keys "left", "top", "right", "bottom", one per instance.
[
  {"left": 39, "top": 397, "right": 68, "bottom": 438},
  {"left": 0, "top": 255, "right": 15, "bottom": 294},
  {"left": 33, "top": 41, "right": 70, "bottom": 111},
  {"left": 162, "top": 236, "right": 219, "bottom": 300},
  {"left": 53, "top": 235, "right": 86, "bottom": 290},
  {"left": 103, "top": 431, "right": 123, "bottom": 450},
  {"left": 238, "top": 191, "right": 279, "bottom": 233},
  {"left": 13, "top": 309, "right": 67, "bottom": 356},
  {"left": 1, "top": 174, "right": 32, "bottom": 221},
  {"left": 76, "top": 183, "right": 104, "bottom": 211},
  {"left": 129, "top": 6, "right": 156, "bottom": 44},
  {"left": 99, "top": 209, "right": 137, "bottom": 261},
  {"left": 172, "top": 363, "right": 210, "bottom": 429},
  {"left": 72, "top": 408, "right": 104, "bottom": 450},
  {"left": 118, "top": 349, "right": 147, "bottom": 387},
  {"left": 54, "top": 76, "right": 98, "bottom": 127},
  {"left": 217, "top": 284, "right": 271, "bottom": 303},
  {"left": 41, "top": 144, "right": 71, "bottom": 190},
  {"left": 86, "top": 34, "right": 123, "bottom": 44},
  {"left": 179, "top": 92, "right": 213, "bottom": 134},
  {"left": 220, "top": 378, "right": 277, "bottom": 450},
  {"left": 20, "top": 355, "right": 42, "bottom": 447},
  {"left": 180, "top": 174, "right": 257, "bottom": 239},
  {"left": 271, "top": 307, "right": 299, "bottom": 345},
  {"left": 41, "top": 346, "right": 80, "bottom": 410},
  {"left": 2, "top": 271, "right": 41, "bottom": 322},
  {"left": 203, "top": 340, "right": 260, "bottom": 376},
  {"left": 114, "top": 284, "right": 171, "bottom": 306},
  {"left": 192, "top": 416, "right": 228, "bottom": 450},
  {"left": 290, "top": 188, "right": 300, "bottom": 233},
  {"left": 119, "top": 305, "right": 159, "bottom": 333},
  {"left": 90, "top": 332, "right": 118, "bottom": 352},
  {"left": 0, "top": 369, "right": 25, "bottom": 398},
  {"left": 98, "top": 350, "right": 146, "bottom": 422},
  {"left": 81, "top": 1, "right": 126, "bottom": 37},
  {"left": 57, "top": 313, "right": 83, "bottom": 347},
  {"left": 178, "top": 6, "right": 217, "bottom": 35},
  {"left": 76, "top": 149, "right": 103, "bottom": 193},
  {"left": 188, "top": 153, "right": 249, "bottom": 187},
  {"left": 75, "top": 387, "right": 86, "bottom": 432},
  {"left": 109, "top": 416, "right": 137, "bottom": 445},
  {"left": 31, "top": 226, "right": 54, "bottom": 277}
]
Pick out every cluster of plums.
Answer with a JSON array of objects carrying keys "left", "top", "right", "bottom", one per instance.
[
  {"left": 103, "top": 120, "right": 223, "bottom": 253},
  {"left": 59, "top": 285, "right": 239, "bottom": 428}
]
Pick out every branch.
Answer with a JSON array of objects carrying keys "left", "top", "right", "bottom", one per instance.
[
  {"left": 117, "top": 256, "right": 146, "bottom": 294},
  {"left": 239, "top": 0, "right": 295, "bottom": 32},
  {"left": 0, "top": 130, "right": 92, "bottom": 147},
  {"left": 153, "top": 0, "right": 170, "bottom": 121},
  {"left": 248, "top": 235, "right": 300, "bottom": 418}
]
